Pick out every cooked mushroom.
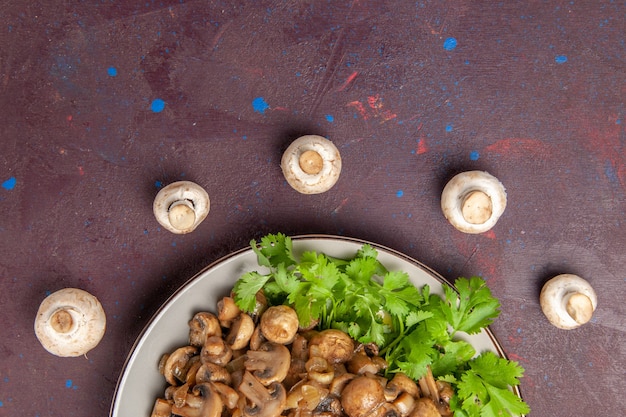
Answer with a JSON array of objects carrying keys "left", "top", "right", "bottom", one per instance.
[
  {"left": 189, "top": 312, "right": 222, "bottom": 346},
  {"left": 281, "top": 135, "right": 342, "bottom": 194},
  {"left": 151, "top": 398, "right": 174, "bottom": 417},
  {"left": 245, "top": 342, "right": 291, "bottom": 385},
  {"left": 226, "top": 313, "right": 255, "bottom": 350},
  {"left": 384, "top": 373, "right": 420, "bottom": 401},
  {"left": 409, "top": 398, "right": 440, "bottom": 417},
  {"left": 309, "top": 329, "right": 355, "bottom": 364},
  {"left": 238, "top": 371, "right": 287, "bottom": 417},
  {"left": 305, "top": 356, "right": 335, "bottom": 385},
  {"left": 340, "top": 375, "right": 386, "bottom": 417},
  {"left": 34, "top": 288, "right": 106, "bottom": 357},
  {"left": 440, "top": 171, "right": 507, "bottom": 234},
  {"left": 201, "top": 335, "right": 233, "bottom": 366},
  {"left": 196, "top": 362, "right": 232, "bottom": 385},
  {"left": 162, "top": 346, "right": 199, "bottom": 385},
  {"left": 347, "top": 351, "right": 386, "bottom": 375},
  {"left": 218, "top": 296, "right": 242, "bottom": 328},
  {"left": 153, "top": 180, "right": 210, "bottom": 234},
  {"left": 540, "top": 274, "right": 597, "bottom": 329},
  {"left": 171, "top": 382, "right": 223, "bottom": 417},
  {"left": 260, "top": 305, "right": 299, "bottom": 345}
]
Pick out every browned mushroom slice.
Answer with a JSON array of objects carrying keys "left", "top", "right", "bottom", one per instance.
[
  {"left": 245, "top": 342, "right": 291, "bottom": 385},
  {"left": 417, "top": 367, "right": 439, "bottom": 404},
  {"left": 201, "top": 335, "right": 233, "bottom": 366},
  {"left": 309, "top": 329, "right": 355, "bottom": 365},
  {"left": 217, "top": 296, "right": 241, "bottom": 328},
  {"left": 305, "top": 356, "right": 335, "bottom": 385},
  {"left": 260, "top": 305, "right": 299, "bottom": 345},
  {"left": 340, "top": 375, "right": 386, "bottom": 417},
  {"left": 196, "top": 362, "right": 232, "bottom": 385},
  {"left": 346, "top": 351, "right": 384, "bottom": 375},
  {"left": 226, "top": 313, "right": 255, "bottom": 351},
  {"left": 171, "top": 382, "right": 223, "bottom": 417},
  {"left": 384, "top": 373, "right": 420, "bottom": 401},
  {"left": 189, "top": 312, "right": 222, "bottom": 346},
  {"left": 238, "top": 371, "right": 287, "bottom": 417},
  {"left": 162, "top": 346, "right": 198, "bottom": 386},
  {"left": 151, "top": 398, "right": 173, "bottom": 417},
  {"left": 408, "top": 398, "right": 440, "bottom": 417},
  {"left": 212, "top": 381, "right": 240, "bottom": 410}
]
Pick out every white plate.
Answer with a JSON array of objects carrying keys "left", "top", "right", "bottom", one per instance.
[{"left": 110, "top": 235, "right": 516, "bottom": 417}]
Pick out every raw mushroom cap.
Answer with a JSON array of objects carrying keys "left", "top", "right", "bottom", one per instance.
[
  {"left": 281, "top": 135, "right": 342, "bottom": 194},
  {"left": 441, "top": 170, "right": 507, "bottom": 234},
  {"left": 540, "top": 274, "right": 597, "bottom": 330},
  {"left": 153, "top": 181, "right": 210, "bottom": 234},
  {"left": 34, "top": 288, "right": 106, "bottom": 357}
]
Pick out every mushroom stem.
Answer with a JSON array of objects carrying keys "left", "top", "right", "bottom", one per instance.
[
  {"left": 169, "top": 200, "right": 196, "bottom": 231},
  {"left": 299, "top": 150, "right": 324, "bottom": 175},
  {"left": 461, "top": 190, "right": 492, "bottom": 224},
  {"left": 564, "top": 292, "right": 594, "bottom": 324},
  {"left": 50, "top": 309, "right": 75, "bottom": 333}
]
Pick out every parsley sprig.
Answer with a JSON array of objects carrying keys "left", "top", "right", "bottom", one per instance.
[{"left": 233, "top": 233, "right": 530, "bottom": 417}]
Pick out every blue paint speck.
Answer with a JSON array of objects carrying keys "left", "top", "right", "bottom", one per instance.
[
  {"left": 252, "top": 97, "right": 270, "bottom": 114},
  {"left": 0, "top": 400, "right": 3, "bottom": 407},
  {"left": 155, "top": 180, "right": 163, "bottom": 188},
  {"left": 2, "top": 177, "right": 16, "bottom": 190},
  {"left": 107, "top": 66, "right": 118, "bottom": 77},
  {"left": 555, "top": 55, "right": 568, "bottom": 64},
  {"left": 445, "top": 124, "right": 453, "bottom": 132},
  {"left": 443, "top": 37, "right": 457, "bottom": 51},
  {"left": 65, "top": 379, "right": 73, "bottom": 388},
  {"left": 325, "top": 114, "right": 334, "bottom": 122},
  {"left": 396, "top": 190, "right": 404, "bottom": 198},
  {"left": 151, "top": 98, "right": 165, "bottom": 113},
  {"left": 470, "top": 150, "right": 480, "bottom": 160}
]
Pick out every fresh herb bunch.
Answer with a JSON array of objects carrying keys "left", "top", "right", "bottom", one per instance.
[{"left": 233, "top": 233, "right": 530, "bottom": 417}]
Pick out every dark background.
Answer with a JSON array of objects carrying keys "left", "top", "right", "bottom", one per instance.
[{"left": 0, "top": 1, "right": 624, "bottom": 416}]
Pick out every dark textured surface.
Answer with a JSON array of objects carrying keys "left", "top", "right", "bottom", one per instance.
[{"left": 1, "top": 1, "right": 624, "bottom": 416}]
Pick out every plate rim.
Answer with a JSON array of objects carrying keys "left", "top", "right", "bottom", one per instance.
[{"left": 109, "top": 234, "right": 522, "bottom": 416}]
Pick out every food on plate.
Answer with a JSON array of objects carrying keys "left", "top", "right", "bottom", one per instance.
[
  {"left": 540, "top": 273, "right": 597, "bottom": 329},
  {"left": 281, "top": 135, "right": 342, "bottom": 194},
  {"left": 440, "top": 171, "right": 507, "bottom": 234},
  {"left": 151, "top": 233, "right": 529, "bottom": 417},
  {"left": 34, "top": 288, "right": 106, "bottom": 357},
  {"left": 153, "top": 181, "right": 210, "bottom": 234}
]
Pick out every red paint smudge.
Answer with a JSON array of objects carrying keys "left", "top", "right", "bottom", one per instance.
[
  {"left": 347, "top": 101, "right": 368, "bottom": 120},
  {"left": 484, "top": 138, "right": 551, "bottom": 157},
  {"left": 332, "top": 198, "right": 349, "bottom": 214},
  {"left": 507, "top": 352, "right": 527, "bottom": 364},
  {"left": 337, "top": 71, "right": 358, "bottom": 91},
  {"left": 416, "top": 138, "right": 428, "bottom": 154},
  {"left": 77, "top": 166, "right": 84, "bottom": 176},
  {"left": 482, "top": 230, "right": 496, "bottom": 240}
]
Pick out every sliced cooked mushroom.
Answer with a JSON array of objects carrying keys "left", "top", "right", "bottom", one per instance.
[
  {"left": 340, "top": 375, "right": 386, "bottom": 417},
  {"left": 153, "top": 181, "right": 210, "bottom": 234},
  {"left": 226, "top": 313, "right": 255, "bottom": 350},
  {"left": 309, "top": 329, "right": 355, "bottom": 365},
  {"left": 260, "top": 305, "right": 299, "bottom": 345},
  {"left": 162, "top": 346, "right": 199, "bottom": 386},
  {"left": 189, "top": 312, "right": 222, "bottom": 346},
  {"left": 171, "top": 382, "right": 223, "bottom": 417},
  {"left": 218, "top": 296, "right": 242, "bottom": 328},
  {"left": 196, "top": 362, "right": 232, "bottom": 385},
  {"left": 384, "top": 373, "right": 420, "bottom": 402},
  {"left": 440, "top": 171, "right": 507, "bottom": 234},
  {"left": 540, "top": 274, "right": 597, "bottom": 329},
  {"left": 347, "top": 351, "right": 386, "bottom": 375},
  {"left": 409, "top": 398, "right": 440, "bottom": 417},
  {"left": 239, "top": 371, "right": 287, "bottom": 417},
  {"left": 281, "top": 135, "right": 342, "bottom": 194},
  {"left": 151, "top": 398, "right": 174, "bottom": 417},
  {"left": 201, "top": 335, "right": 233, "bottom": 366},
  {"left": 212, "top": 381, "right": 240, "bottom": 410},
  {"left": 305, "top": 356, "right": 335, "bottom": 385},
  {"left": 245, "top": 342, "right": 291, "bottom": 385},
  {"left": 34, "top": 288, "right": 106, "bottom": 357}
]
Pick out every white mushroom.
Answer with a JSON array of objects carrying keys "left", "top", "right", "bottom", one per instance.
[
  {"left": 281, "top": 135, "right": 342, "bottom": 194},
  {"left": 34, "top": 288, "right": 106, "bottom": 357},
  {"left": 440, "top": 171, "right": 507, "bottom": 234},
  {"left": 540, "top": 274, "right": 597, "bottom": 329},
  {"left": 153, "top": 181, "right": 210, "bottom": 234}
]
